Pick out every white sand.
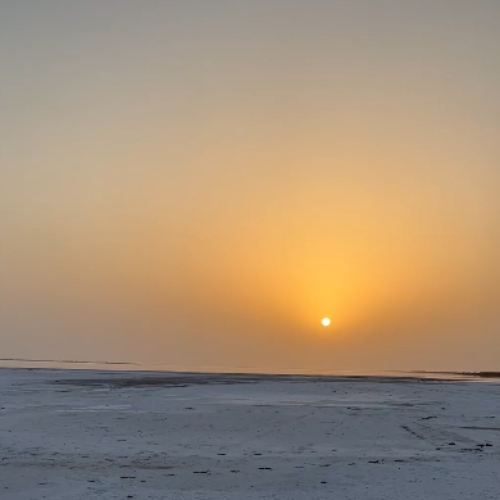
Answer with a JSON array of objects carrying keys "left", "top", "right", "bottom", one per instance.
[{"left": 0, "top": 368, "right": 499, "bottom": 499}]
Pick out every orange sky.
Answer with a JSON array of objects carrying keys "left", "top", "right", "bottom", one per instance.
[{"left": 1, "top": 1, "right": 499, "bottom": 372}]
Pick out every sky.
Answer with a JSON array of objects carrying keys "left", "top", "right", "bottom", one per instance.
[{"left": 1, "top": 0, "right": 499, "bottom": 373}]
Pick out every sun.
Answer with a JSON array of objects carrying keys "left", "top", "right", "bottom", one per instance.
[{"left": 321, "top": 317, "right": 331, "bottom": 327}]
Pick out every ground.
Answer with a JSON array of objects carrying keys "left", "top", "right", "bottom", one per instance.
[{"left": 0, "top": 369, "right": 499, "bottom": 499}]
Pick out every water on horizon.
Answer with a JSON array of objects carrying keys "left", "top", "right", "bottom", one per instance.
[{"left": 1, "top": 358, "right": 497, "bottom": 382}]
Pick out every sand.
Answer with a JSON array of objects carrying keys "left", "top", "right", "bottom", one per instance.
[{"left": 0, "top": 368, "right": 499, "bottom": 499}]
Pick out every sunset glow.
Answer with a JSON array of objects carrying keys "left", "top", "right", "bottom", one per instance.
[{"left": 1, "top": 1, "right": 499, "bottom": 373}]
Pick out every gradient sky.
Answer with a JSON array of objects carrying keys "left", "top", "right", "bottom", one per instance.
[{"left": 1, "top": 0, "right": 499, "bottom": 372}]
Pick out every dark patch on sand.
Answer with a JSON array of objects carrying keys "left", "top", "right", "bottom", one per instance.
[
  {"left": 462, "top": 372, "right": 500, "bottom": 379},
  {"left": 51, "top": 372, "right": 449, "bottom": 389}
]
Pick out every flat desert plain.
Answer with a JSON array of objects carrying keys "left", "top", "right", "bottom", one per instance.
[{"left": 0, "top": 368, "right": 499, "bottom": 499}]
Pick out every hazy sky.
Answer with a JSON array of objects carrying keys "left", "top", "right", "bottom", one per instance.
[{"left": 1, "top": 0, "right": 499, "bottom": 372}]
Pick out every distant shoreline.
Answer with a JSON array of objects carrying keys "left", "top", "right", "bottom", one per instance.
[
  {"left": 0, "top": 358, "right": 136, "bottom": 365},
  {"left": 0, "top": 358, "right": 499, "bottom": 383}
]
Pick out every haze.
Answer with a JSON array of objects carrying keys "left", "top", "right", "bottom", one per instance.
[{"left": 1, "top": 1, "right": 499, "bottom": 373}]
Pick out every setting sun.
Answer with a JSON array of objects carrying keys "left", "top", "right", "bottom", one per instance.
[{"left": 321, "top": 318, "right": 331, "bottom": 327}]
